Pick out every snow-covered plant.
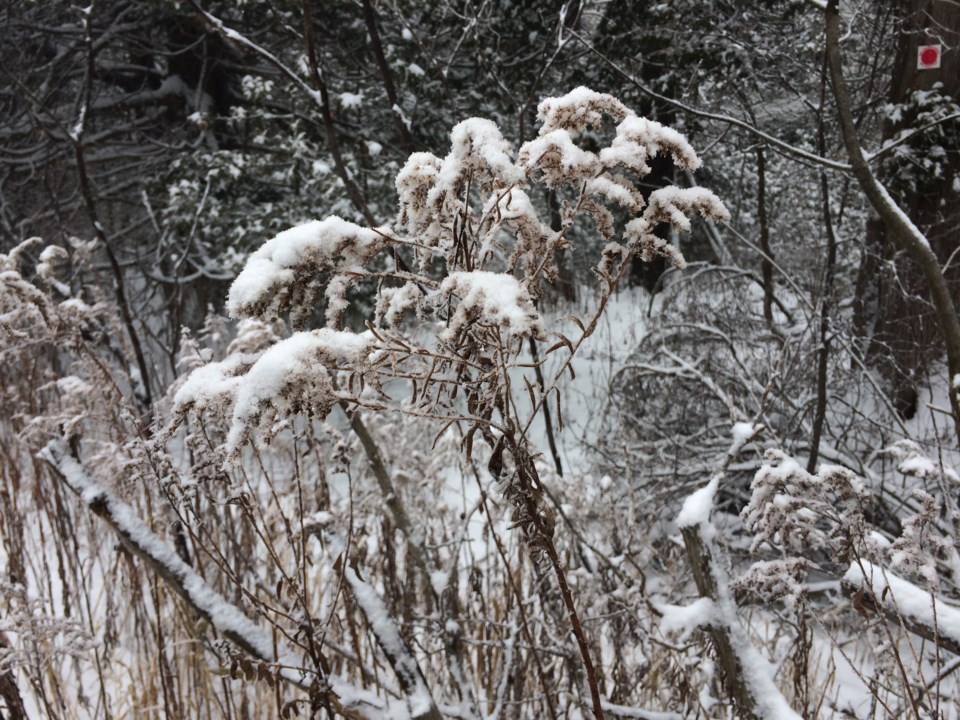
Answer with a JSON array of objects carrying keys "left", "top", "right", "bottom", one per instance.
[
  {"left": 0, "top": 582, "right": 98, "bottom": 676},
  {"left": 171, "top": 87, "right": 728, "bottom": 480},
  {"left": 737, "top": 442, "right": 960, "bottom": 716},
  {"left": 1, "top": 238, "right": 61, "bottom": 337},
  {"left": 171, "top": 89, "right": 727, "bottom": 584},
  {"left": 1, "top": 236, "right": 104, "bottom": 335},
  {"left": 889, "top": 488, "right": 951, "bottom": 591},
  {"left": 0, "top": 237, "right": 120, "bottom": 446},
  {"left": 731, "top": 557, "right": 811, "bottom": 608},
  {"left": 741, "top": 449, "right": 868, "bottom": 567},
  {"left": 164, "top": 86, "right": 727, "bottom": 718},
  {"left": 883, "top": 440, "right": 960, "bottom": 593}
]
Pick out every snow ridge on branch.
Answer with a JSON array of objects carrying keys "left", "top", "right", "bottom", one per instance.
[{"left": 40, "top": 440, "right": 274, "bottom": 660}]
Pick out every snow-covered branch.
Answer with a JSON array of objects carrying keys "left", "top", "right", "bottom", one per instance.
[
  {"left": 843, "top": 561, "right": 960, "bottom": 657},
  {"left": 39, "top": 439, "right": 395, "bottom": 720},
  {"left": 40, "top": 440, "right": 275, "bottom": 660}
]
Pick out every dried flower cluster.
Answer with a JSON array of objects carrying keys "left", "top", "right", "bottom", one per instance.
[
  {"left": 174, "top": 87, "right": 726, "bottom": 471},
  {"left": 742, "top": 449, "right": 868, "bottom": 565}
]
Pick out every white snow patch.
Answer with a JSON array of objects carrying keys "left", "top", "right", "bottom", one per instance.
[
  {"left": 658, "top": 597, "right": 715, "bottom": 641},
  {"left": 226, "top": 217, "right": 382, "bottom": 322},
  {"left": 225, "top": 329, "right": 371, "bottom": 452},
  {"left": 676, "top": 474, "right": 719, "bottom": 529},
  {"left": 441, "top": 118, "right": 524, "bottom": 187},
  {"left": 844, "top": 560, "right": 960, "bottom": 649},
  {"left": 339, "top": 91, "right": 364, "bottom": 109},
  {"left": 731, "top": 421, "right": 756, "bottom": 446},
  {"left": 439, "top": 271, "right": 545, "bottom": 341}
]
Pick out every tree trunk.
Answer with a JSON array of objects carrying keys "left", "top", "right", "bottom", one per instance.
[
  {"left": 826, "top": 0, "right": 960, "bottom": 448},
  {"left": 854, "top": 1, "right": 960, "bottom": 420}
]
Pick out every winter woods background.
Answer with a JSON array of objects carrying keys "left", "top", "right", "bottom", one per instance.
[{"left": 3, "top": 1, "right": 960, "bottom": 718}]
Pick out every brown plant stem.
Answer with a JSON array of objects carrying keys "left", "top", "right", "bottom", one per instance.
[
  {"left": 41, "top": 439, "right": 375, "bottom": 719},
  {"left": 361, "top": 0, "right": 416, "bottom": 155},
  {"left": 0, "top": 631, "right": 27, "bottom": 720},
  {"left": 529, "top": 337, "right": 564, "bottom": 477},
  {"left": 515, "top": 453, "right": 604, "bottom": 720}
]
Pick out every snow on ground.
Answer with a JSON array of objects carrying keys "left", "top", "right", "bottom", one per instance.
[{"left": 520, "top": 285, "right": 649, "bottom": 467}]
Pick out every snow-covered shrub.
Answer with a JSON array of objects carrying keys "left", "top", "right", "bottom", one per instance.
[
  {"left": 173, "top": 87, "right": 727, "bottom": 469},
  {"left": 735, "top": 443, "right": 960, "bottom": 715},
  {"left": 159, "top": 86, "right": 727, "bottom": 719},
  {"left": 741, "top": 450, "right": 868, "bottom": 567},
  {"left": 599, "top": 270, "right": 778, "bottom": 507}
]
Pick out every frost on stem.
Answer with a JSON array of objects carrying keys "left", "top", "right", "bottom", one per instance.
[
  {"left": 1, "top": 237, "right": 103, "bottom": 351},
  {"left": 375, "top": 281, "right": 425, "bottom": 330},
  {"left": 395, "top": 151, "right": 442, "bottom": 241},
  {"left": 745, "top": 444, "right": 960, "bottom": 656},
  {"left": 882, "top": 440, "right": 960, "bottom": 589},
  {"left": 885, "top": 437, "right": 960, "bottom": 484},
  {"left": 731, "top": 558, "right": 811, "bottom": 608},
  {"left": 0, "top": 581, "right": 98, "bottom": 674}
]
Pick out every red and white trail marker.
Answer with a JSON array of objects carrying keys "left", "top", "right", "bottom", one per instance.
[{"left": 918, "top": 44, "right": 942, "bottom": 70}]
